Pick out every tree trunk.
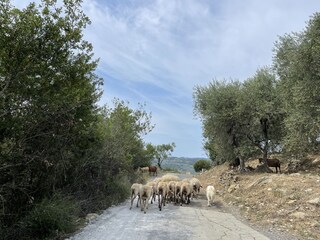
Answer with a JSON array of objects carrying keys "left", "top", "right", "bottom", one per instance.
[
  {"left": 157, "top": 158, "right": 162, "bottom": 170},
  {"left": 239, "top": 156, "right": 245, "bottom": 172}
]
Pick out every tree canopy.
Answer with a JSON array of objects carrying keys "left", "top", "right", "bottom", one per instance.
[
  {"left": 194, "top": 13, "right": 320, "bottom": 167},
  {"left": 0, "top": 1, "right": 162, "bottom": 238},
  {"left": 146, "top": 142, "right": 176, "bottom": 169}
]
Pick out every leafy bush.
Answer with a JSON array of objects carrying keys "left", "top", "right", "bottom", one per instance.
[
  {"left": 18, "top": 194, "right": 80, "bottom": 239},
  {"left": 193, "top": 160, "right": 211, "bottom": 172},
  {"left": 105, "top": 177, "right": 131, "bottom": 206}
]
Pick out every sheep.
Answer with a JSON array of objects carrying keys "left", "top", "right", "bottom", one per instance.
[
  {"left": 139, "top": 184, "right": 153, "bottom": 214},
  {"left": 206, "top": 185, "right": 215, "bottom": 207},
  {"left": 130, "top": 183, "right": 142, "bottom": 210},
  {"left": 138, "top": 166, "right": 149, "bottom": 173},
  {"left": 157, "top": 181, "right": 168, "bottom": 211},
  {"left": 259, "top": 158, "right": 281, "bottom": 173},
  {"left": 180, "top": 182, "right": 192, "bottom": 206},
  {"left": 181, "top": 178, "right": 191, "bottom": 183},
  {"left": 146, "top": 181, "right": 157, "bottom": 204},
  {"left": 160, "top": 174, "right": 180, "bottom": 182},
  {"left": 174, "top": 181, "right": 183, "bottom": 205},
  {"left": 167, "top": 181, "right": 177, "bottom": 203},
  {"left": 190, "top": 177, "right": 202, "bottom": 198}
]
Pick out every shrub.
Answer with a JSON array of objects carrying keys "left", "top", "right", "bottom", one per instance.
[
  {"left": 18, "top": 194, "right": 80, "bottom": 239},
  {"left": 194, "top": 160, "right": 211, "bottom": 172}
]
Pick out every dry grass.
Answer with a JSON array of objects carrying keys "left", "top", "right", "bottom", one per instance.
[{"left": 197, "top": 157, "right": 320, "bottom": 240}]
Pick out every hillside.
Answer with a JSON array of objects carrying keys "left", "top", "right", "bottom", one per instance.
[
  {"left": 197, "top": 156, "right": 320, "bottom": 240},
  {"left": 153, "top": 157, "right": 209, "bottom": 173}
]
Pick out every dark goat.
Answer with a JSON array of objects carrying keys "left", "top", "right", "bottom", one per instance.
[
  {"left": 229, "top": 157, "right": 240, "bottom": 169},
  {"left": 259, "top": 158, "right": 281, "bottom": 173},
  {"left": 148, "top": 166, "right": 157, "bottom": 176}
]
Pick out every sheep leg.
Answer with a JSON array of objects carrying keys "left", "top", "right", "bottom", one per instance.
[
  {"left": 141, "top": 199, "right": 144, "bottom": 212},
  {"left": 136, "top": 195, "right": 140, "bottom": 208},
  {"left": 145, "top": 199, "right": 148, "bottom": 213},
  {"left": 130, "top": 197, "right": 133, "bottom": 209},
  {"left": 158, "top": 194, "right": 162, "bottom": 211},
  {"left": 130, "top": 194, "right": 135, "bottom": 210},
  {"left": 187, "top": 194, "right": 191, "bottom": 204}
]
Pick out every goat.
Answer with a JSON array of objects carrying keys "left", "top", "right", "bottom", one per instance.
[
  {"left": 229, "top": 157, "right": 240, "bottom": 170},
  {"left": 148, "top": 166, "right": 158, "bottom": 176},
  {"left": 259, "top": 158, "right": 281, "bottom": 173}
]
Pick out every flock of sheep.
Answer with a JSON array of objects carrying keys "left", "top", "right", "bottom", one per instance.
[{"left": 129, "top": 174, "right": 215, "bottom": 214}]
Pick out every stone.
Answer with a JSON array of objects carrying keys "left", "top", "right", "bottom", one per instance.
[
  {"left": 287, "top": 200, "right": 297, "bottom": 204},
  {"left": 85, "top": 213, "right": 99, "bottom": 222},
  {"left": 290, "top": 212, "right": 306, "bottom": 219},
  {"left": 228, "top": 184, "right": 239, "bottom": 193},
  {"left": 307, "top": 197, "right": 320, "bottom": 206}
]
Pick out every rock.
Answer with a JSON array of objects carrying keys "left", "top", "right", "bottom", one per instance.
[
  {"left": 287, "top": 200, "right": 297, "bottom": 204},
  {"left": 290, "top": 212, "right": 306, "bottom": 219},
  {"left": 305, "top": 188, "right": 313, "bottom": 193},
  {"left": 312, "top": 157, "right": 320, "bottom": 166},
  {"left": 246, "top": 176, "right": 274, "bottom": 189},
  {"left": 86, "top": 213, "right": 99, "bottom": 222},
  {"left": 307, "top": 197, "right": 320, "bottom": 206},
  {"left": 228, "top": 184, "right": 239, "bottom": 193},
  {"left": 289, "top": 173, "right": 301, "bottom": 176}
]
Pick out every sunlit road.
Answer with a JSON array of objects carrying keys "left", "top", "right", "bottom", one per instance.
[{"left": 69, "top": 196, "right": 271, "bottom": 240}]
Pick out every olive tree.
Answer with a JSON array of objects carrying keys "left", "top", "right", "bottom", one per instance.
[{"left": 273, "top": 13, "right": 320, "bottom": 155}]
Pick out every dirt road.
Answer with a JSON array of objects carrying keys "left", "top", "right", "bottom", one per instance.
[{"left": 69, "top": 195, "right": 272, "bottom": 240}]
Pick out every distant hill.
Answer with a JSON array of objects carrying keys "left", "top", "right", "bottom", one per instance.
[{"left": 152, "top": 157, "right": 210, "bottom": 174}]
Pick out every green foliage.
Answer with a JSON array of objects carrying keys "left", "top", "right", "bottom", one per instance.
[
  {"left": 273, "top": 13, "right": 320, "bottom": 155},
  {"left": 193, "top": 160, "right": 211, "bottom": 172},
  {"left": 147, "top": 143, "right": 176, "bottom": 169},
  {"left": 193, "top": 68, "right": 284, "bottom": 164},
  {"left": 0, "top": 0, "right": 101, "bottom": 230},
  {"left": 0, "top": 1, "right": 157, "bottom": 238},
  {"left": 194, "top": 80, "right": 244, "bottom": 164},
  {"left": 67, "top": 99, "right": 154, "bottom": 213},
  {"left": 195, "top": 13, "right": 320, "bottom": 164},
  {"left": 18, "top": 194, "right": 79, "bottom": 240},
  {"left": 239, "top": 68, "right": 285, "bottom": 159}
]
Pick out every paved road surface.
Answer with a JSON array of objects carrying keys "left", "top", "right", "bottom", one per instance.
[{"left": 69, "top": 196, "right": 271, "bottom": 240}]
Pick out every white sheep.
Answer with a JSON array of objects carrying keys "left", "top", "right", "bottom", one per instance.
[
  {"left": 174, "top": 181, "right": 183, "bottom": 205},
  {"left": 190, "top": 177, "right": 202, "bottom": 195},
  {"left": 206, "top": 185, "right": 215, "bottom": 207},
  {"left": 146, "top": 181, "right": 157, "bottom": 204},
  {"left": 129, "top": 183, "right": 142, "bottom": 210},
  {"left": 180, "top": 182, "right": 192, "bottom": 206},
  {"left": 138, "top": 166, "right": 149, "bottom": 173},
  {"left": 160, "top": 174, "right": 180, "bottom": 182},
  {"left": 181, "top": 178, "right": 191, "bottom": 183},
  {"left": 167, "top": 181, "right": 177, "bottom": 203},
  {"left": 139, "top": 184, "right": 153, "bottom": 214},
  {"left": 157, "top": 181, "right": 168, "bottom": 211}
]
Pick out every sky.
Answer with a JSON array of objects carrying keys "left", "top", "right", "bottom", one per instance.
[{"left": 13, "top": 0, "right": 320, "bottom": 158}]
